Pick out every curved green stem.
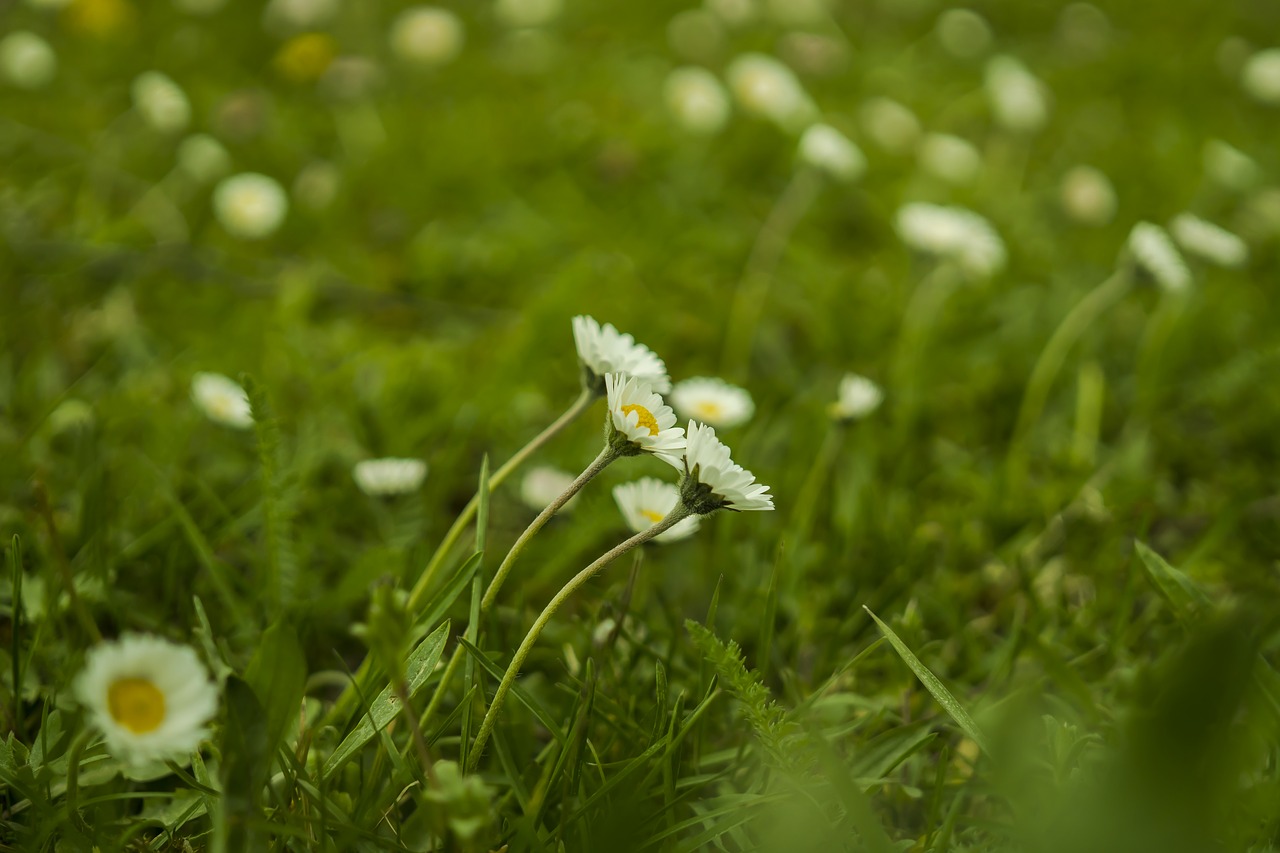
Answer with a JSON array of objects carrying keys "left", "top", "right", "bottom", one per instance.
[
  {"left": 1006, "top": 269, "right": 1132, "bottom": 490},
  {"left": 481, "top": 446, "right": 617, "bottom": 612},
  {"left": 466, "top": 504, "right": 695, "bottom": 771}
]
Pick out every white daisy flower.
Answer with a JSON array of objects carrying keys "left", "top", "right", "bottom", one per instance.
[
  {"left": 0, "top": 31, "right": 57, "bottom": 90},
  {"left": 670, "top": 377, "right": 754, "bottom": 429},
  {"left": 1060, "top": 165, "right": 1117, "bottom": 226},
  {"left": 613, "top": 478, "right": 701, "bottom": 543},
  {"left": 917, "top": 133, "right": 982, "bottom": 185},
  {"left": 725, "top": 53, "right": 817, "bottom": 133},
  {"left": 353, "top": 458, "right": 428, "bottom": 496},
  {"left": 176, "top": 134, "right": 231, "bottom": 184},
  {"left": 984, "top": 55, "right": 1049, "bottom": 133},
  {"left": 213, "top": 173, "right": 288, "bottom": 240},
  {"left": 604, "top": 374, "right": 686, "bottom": 469},
  {"left": 831, "top": 373, "right": 883, "bottom": 421},
  {"left": 1241, "top": 48, "right": 1280, "bottom": 105},
  {"left": 859, "top": 97, "right": 920, "bottom": 155},
  {"left": 936, "top": 8, "right": 993, "bottom": 59},
  {"left": 572, "top": 315, "right": 670, "bottom": 394},
  {"left": 679, "top": 421, "right": 774, "bottom": 513},
  {"left": 191, "top": 372, "right": 253, "bottom": 429},
  {"left": 798, "top": 123, "right": 866, "bottom": 182},
  {"left": 131, "top": 72, "right": 191, "bottom": 135},
  {"left": 495, "top": 0, "right": 562, "bottom": 28},
  {"left": 74, "top": 635, "right": 219, "bottom": 767},
  {"left": 1126, "top": 222, "right": 1190, "bottom": 293},
  {"left": 895, "top": 202, "right": 1007, "bottom": 279},
  {"left": 1169, "top": 213, "right": 1248, "bottom": 268},
  {"left": 664, "top": 67, "right": 732, "bottom": 136},
  {"left": 389, "top": 6, "right": 464, "bottom": 68},
  {"left": 520, "top": 465, "right": 578, "bottom": 512}
]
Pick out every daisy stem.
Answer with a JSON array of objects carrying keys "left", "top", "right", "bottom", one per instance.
[
  {"left": 1006, "top": 269, "right": 1132, "bottom": 493},
  {"left": 720, "top": 167, "right": 824, "bottom": 380},
  {"left": 466, "top": 504, "right": 696, "bottom": 772},
  {"left": 789, "top": 423, "right": 846, "bottom": 545},
  {"left": 327, "top": 387, "right": 596, "bottom": 729},
  {"left": 63, "top": 729, "right": 95, "bottom": 832},
  {"left": 480, "top": 445, "right": 618, "bottom": 612},
  {"left": 889, "top": 261, "right": 963, "bottom": 433}
]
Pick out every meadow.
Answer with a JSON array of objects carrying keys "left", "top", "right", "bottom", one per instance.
[{"left": 1, "top": 0, "right": 1279, "bottom": 850}]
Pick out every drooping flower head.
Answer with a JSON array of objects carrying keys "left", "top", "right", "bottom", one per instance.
[
  {"left": 1169, "top": 213, "right": 1248, "bottom": 269},
  {"left": 613, "top": 478, "right": 701, "bottom": 543},
  {"left": 572, "top": 315, "right": 670, "bottom": 395},
  {"left": 1125, "top": 222, "right": 1190, "bottom": 293},
  {"left": 191, "top": 372, "right": 253, "bottom": 429},
  {"left": 895, "top": 202, "right": 1006, "bottom": 279},
  {"left": 664, "top": 66, "right": 732, "bottom": 136},
  {"left": 353, "top": 458, "right": 428, "bottom": 496},
  {"left": 679, "top": 421, "right": 774, "bottom": 514},
  {"left": 670, "top": 377, "right": 754, "bottom": 429},
  {"left": 74, "top": 635, "right": 219, "bottom": 767},
  {"left": 725, "top": 52, "right": 817, "bottom": 133},
  {"left": 798, "top": 123, "right": 866, "bottom": 182},
  {"left": 984, "top": 55, "right": 1050, "bottom": 134},
  {"left": 604, "top": 373, "right": 685, "bottom": 468},
  {"left": 831, "top": 373, "right": 884, "bottom": 422}
]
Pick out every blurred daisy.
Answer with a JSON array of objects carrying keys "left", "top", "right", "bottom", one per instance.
[
  {"left": 936, "top": 8, "right": 992, "bottom": 59},
  {"left": 132, "top": 71, "right": 191, "bottom": 134},
  {"left": 798, "top": 123, "right": 865, "bottom": 182},
  {"left": 389, "top": 6, "right": 464, "bottom": 67},
  {"left": 664, "top": 67, "right": 731, "bottom": 136},
  {"left": 572, "top": 315, "right": 670, "bottom": 394},
  {"left": 679, "top": 421, "right": 773, "bottom": 513},
  {"left": 1060, "top": 165, "right": 1117, "bottom": 226},
  {"left": 176, "top": 134, "right": 231, "bottom": 184},
  {"left": 264, "top": 0, "right": 340, "bottom": 32},
  {"left": 725, "top": 53, "right": 817, "bottom": 133},
  {"left": 704, "top": 0, "right": 756, "bottom": 27},
  {"left": 1203, "top": 139, "right": 1259, "bottom": 191},
  {"left": 0, "top": 31, "right": 57, "bottom": 90},
  {"left": 1169, "top": 213, "right": 1248, "bottom": 268},
  {"left": 831, "top": 373, "right": 883, "bottom": 421},
  {"left": 521, "top": 465, "right": 578, "bottom": 511},
  {"left": 1241, "top": 48, "right": 1280, "bottom": 105},
  {"left": 353, "top": 458, "right": 428, "bottom": 496},
  {"left": 918, "top": 133, "right": 981, "bottom": 185},
  {"left": 613, "top": 478, "right": 701, "bottom": 543},
  {"left": 984, "top": 55, "right": 1049, "bottom": 133},
  {"left": 1126, "top": 222, "right": 1190, "bottom": 293},
  {"left": 74, "top": 635, "right": 219, "bottom": 766},
  {"left": 604, "top": 373, "right": 686, "bottom": 468},
  {"left": 495, "top": 0, "right": 562, "bottom": 28},
  {"left": 191, "top": 372, "right": 252, "bottom": 429},
  {"left": 896, "top": 202, "right": 1006, "bottom": 279},
  {"left": 213, "top": 173, "right": 288, "bottom": 240},
  {"left": 859, "top": 97, "right": 921, "bottom": 154},
  {"left": 670, "top": 377, "right": 754, "bottom": 429}
]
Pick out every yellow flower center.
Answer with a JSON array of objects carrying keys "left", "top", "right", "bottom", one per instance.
[
  {"left": 640, "top": 509, "right": 664, "bottom": 524},
  {"left": 621, "top": 404, "right": 659, "bottom": 436},
  {"left": 107, "top": 677, "right": 166, "bottom": 734},
  {"left": 694, "top": 400, "right": 723, "bottom": 420}
]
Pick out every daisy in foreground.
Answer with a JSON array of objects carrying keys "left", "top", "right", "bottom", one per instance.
[
  {"left": 74, "top": 635, "right": 219, "bottom": 766},
  {"left": 191, "top": 371, "right": 253, "bottom": 429},
  {"left": 572, "top": 315, "right": 670, "bottom": 394},
  {"left": 614, "top": 478, "right": 701, "bottom": 543},
  {"left": 353, "top": 457, "right": 428, "bottom": 496},
  {"left": 679, "top": 421, "right": 774, "bottom": 514},
  {"left": 605, "top": 373, "right": 686, "bottom": 467},
  {"left": 670, "top": 376, "right": 754, "bottom": 429}
]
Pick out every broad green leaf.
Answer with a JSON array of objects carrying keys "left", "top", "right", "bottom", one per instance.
[
  {"left": 864, "top": 606, "right": 991, "bottom": 755},
  {"left": 322, "top": 620, "right": 450, "bottom": 779}
]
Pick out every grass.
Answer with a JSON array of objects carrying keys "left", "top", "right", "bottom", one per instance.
[{"left": 2, "top": 0, "right": 1280, "bottom": 850}]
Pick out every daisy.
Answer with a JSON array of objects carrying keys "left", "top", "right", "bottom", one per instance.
[
  {"left": 1126, "top": 222, "right": 1190, "bottom": 293},
  {"left": 1060, "top": 165, "right": 1117, "bottom": 226},
  {"left": 604, "top": 373, "right": 686, "bottom": 468},
  {"left": 664, "top": 67, "right": 732, "bottom": 136},
  {"left": 131, "top": 72, "right": 191, "bottom": 134},
  {"left": 0, "top": 31, "right": 57, "bottom": 90},
  {"left": 74, "top": 635, "right": 219, "bottom": 767},
  {"left": 798, "top": 123, "right": 866, "bottom": 182},
  {"left": 895, "top": 202, "right": 1006, "bottom": 279},
  {"left": 935, "top": 8, "right": 992, "bottom": 59},
  {"left": 831, "top": 373, "right": 883, "bottom": 421},
  {"left": 190, "top": 372, "right": 253, "bottom": 429},
  {"left": 213, "top": 173, "right": 289, "bottom": 240},
  {"left": 724, "top": 53, "right": 817, "bottom": 133},
  {"left": 670, "top": 377, "right": 754, "bottom": 429},
  {"left": 613, "top": 478, "right": 701, "bottom": 543},
  {"left": 679, "top": 421, "right": 774, "bottom": 513},
  {"left": 1242, "top": 48, "right": 1280, "bottom": 105},
  {"left": 1169, "top": 213, "right": 1248, "bottom": 268},
  {"left": 917, "top": 133, "right": 981, "bottom": 185},
  {"left": 520, "top": 465, "right": 578, "bottom": 512},
  {"left": 353, "top": 458, "right": 428, "bottom": 496},
  {"left": 572, "top": 315, "right": 670, "bottom": 394},
  {"left": 859, "top": 97, "right": 921, "bottom": 155},
  {"left": 176, "top": 134, "right": 232, "bottom": 184},
  {"left": 389, "top": 6, "right": 464, "bottom": 67},
  {"left": 984, "top": 55, "right": 1049, "bottom": 133}
]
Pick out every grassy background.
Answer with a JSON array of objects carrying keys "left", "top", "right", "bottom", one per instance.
[{"left": 2, "top": 0, "right": 1279, "bottom": 849}]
